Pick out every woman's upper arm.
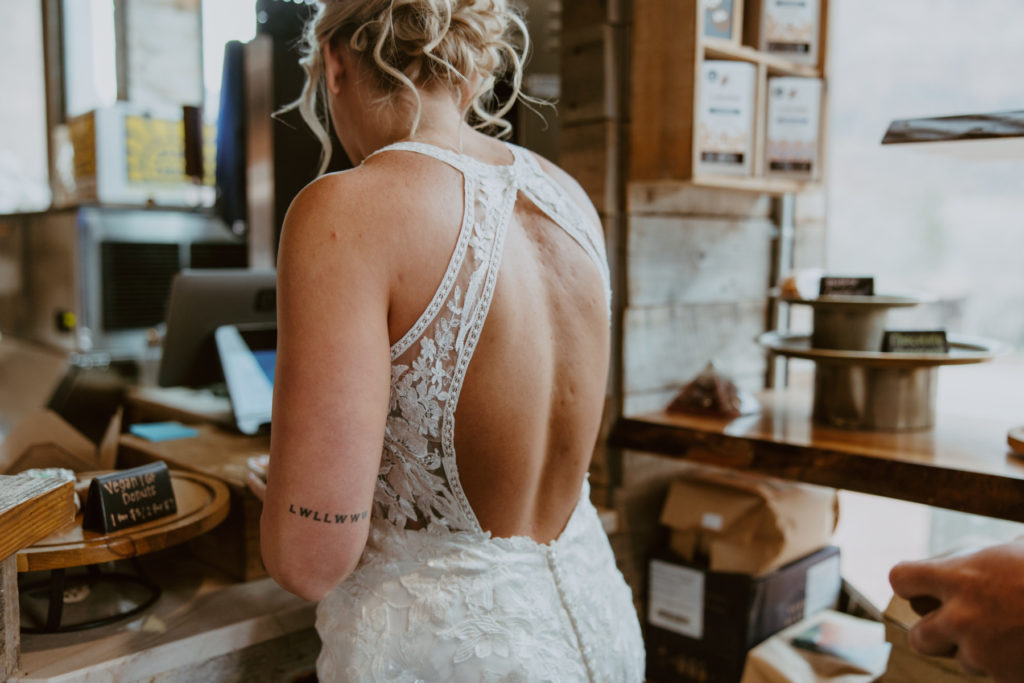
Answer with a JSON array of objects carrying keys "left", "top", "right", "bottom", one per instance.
[{"left": 260, "top": 173, "right": 392, "bottom": 601}]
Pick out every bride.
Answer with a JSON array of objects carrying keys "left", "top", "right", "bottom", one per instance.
[{"left": 249, "top": 1, "right": 645, "bottom": 680}]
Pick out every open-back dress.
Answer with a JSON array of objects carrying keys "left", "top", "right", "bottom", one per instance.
[{"left": 315, "top": 141, "right": 645, "bottom": 683}]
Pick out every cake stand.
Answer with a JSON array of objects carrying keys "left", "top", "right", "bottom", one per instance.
[
  {"left": 759, "top": 331, "right": 998, "bottom": 431},
  {"left": 778, "top": 293, "right": 927, "bottom": 351}
]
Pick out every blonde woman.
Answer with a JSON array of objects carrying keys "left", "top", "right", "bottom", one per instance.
[{"left": 248, "top": 1, "right": 645, "bottom": 679}]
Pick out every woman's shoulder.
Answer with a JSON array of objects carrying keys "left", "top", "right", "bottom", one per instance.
[
  {"left": 287, "top": 161, "right": 409, "bottom": 222},
  {"left": 282, "top": 158, "right": 443, "bottom": 245}
]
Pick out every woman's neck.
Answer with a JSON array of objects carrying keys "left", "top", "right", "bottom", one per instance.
[{"left": 349, "top": 84, "right": 469, "bottom": 163}]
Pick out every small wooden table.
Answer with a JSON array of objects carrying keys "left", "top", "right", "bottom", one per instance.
[
  {"left": 16, "top": 471, "right": 229, "bottom": 633},
  {"left": 610, "top": 362, "right": 1024, "bottom": 522}
]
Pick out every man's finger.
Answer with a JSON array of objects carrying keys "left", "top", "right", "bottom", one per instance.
[
  {"left": 890, "top": 560, "right": 949, "bottom": 603},
  {"left": 908, "top": 612, "right": 958, "bottom": 658}
]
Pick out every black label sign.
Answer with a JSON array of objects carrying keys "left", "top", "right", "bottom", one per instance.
[
  {"left": 767, "top": 42, "right": 811, "bottom": 54},
  {"left": 819, "top": 277, "right": 874, "bottom": 296},
  {"left": 701, "top": 151, "right": 745, "bottom": 164},
  {"left": 82, "top": 462, "right": 178, "bottom": 533},
  {"left": 769, "top": 160, "right": 814, "bottom": 172},
  {"left": 882, "top": 330, "right": 949, "bottom": 354}
]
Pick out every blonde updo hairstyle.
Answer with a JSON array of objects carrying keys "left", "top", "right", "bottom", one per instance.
[{"left": 290, "top": 0, "right": 531, "bottom": 174}]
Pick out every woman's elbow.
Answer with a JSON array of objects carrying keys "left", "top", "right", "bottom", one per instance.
[
  {"left": 259, "top": 522, "right": 366, "bottom": 601},
  {"left": 267, "top": 564, "right": 337, "bottom": 602},
  {"left": 262, "top": 547, "right": 361, "bottom": 602}
]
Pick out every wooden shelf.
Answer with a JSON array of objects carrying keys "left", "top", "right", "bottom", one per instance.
[
  {"left": 630, "top": 0, "right": 829, "bottom": 194},
  {"left": 882, "top": 110, "right": 1024, "bottom": 145},
  {"left": 610, "top": 363, "right": 1024, "bottom": 523},
  {"left": 701, "top": 37, "right": 821, "bottom": 78},
  {"left": 690, "top": 174, "right": 820, "bottom": 195},
  {"left": 880, "top": 110, "right": 1024, "bottom": 161}
]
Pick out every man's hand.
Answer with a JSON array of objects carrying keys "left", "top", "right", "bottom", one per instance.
[{"left": 890, "top": 538, "right": 1024, "bottom": 681}]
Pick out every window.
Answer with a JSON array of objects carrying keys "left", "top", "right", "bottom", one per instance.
[
  {"left": 0, "top": 4, "right": 49, "bottom": 212},
  {"left": 201, "top": 0, "right": 257, "bottom": 122},
  {"left": 63, "top": 0, "right": 118, "bottom": 118},
  {"left": 826, "top": 0, "right": 1024, "bottom": 608},
  {"left": 826, "top": 0, "right": 1024, "bottom": 348}
]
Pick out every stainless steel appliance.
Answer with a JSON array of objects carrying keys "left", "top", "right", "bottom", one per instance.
[{"left": 0, "top": 206, "right": 245, "bottom": 360}]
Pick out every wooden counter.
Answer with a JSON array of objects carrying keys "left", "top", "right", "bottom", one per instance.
[
  {"left": 16, "top": 554, "right": 317, "bottom": 681},
  {"left": 610, "top": 361, "right": 1024, "bottom": 522}
]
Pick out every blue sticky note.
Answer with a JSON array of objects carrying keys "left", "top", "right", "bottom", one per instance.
[{"left": 130, "top": 422, "right": 200, "bottom": 443}]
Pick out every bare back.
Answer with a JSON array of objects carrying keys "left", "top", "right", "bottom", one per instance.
[{"left": 370, "top": 132, "right": 609, "bottom": 543}]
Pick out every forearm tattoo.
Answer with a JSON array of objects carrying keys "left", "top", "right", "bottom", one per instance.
[{"left": 288, "top": 504, "right": 369, "bottom": 524}]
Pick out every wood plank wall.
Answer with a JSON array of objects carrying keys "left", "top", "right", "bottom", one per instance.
[
  {"left": 624, "top": 183, "right": 774, "bottom": 414},
  {"left": 559, "top": 0, "right": 829, "bottom": 609},
  {"left": 612, "top": 182, "right": 776, "bottom": 608},
  {"left": 794, "top": 188, "right": 828, "bottom": 271}
]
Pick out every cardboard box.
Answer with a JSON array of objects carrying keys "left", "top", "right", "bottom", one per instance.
[
  {"left": 56, "top": 102, "right": 215, "bottom": 208},
  {"left": 747, "top": 0, "right": 821, "bottom": 66},
  {"left": 695, "top": 60, "right": 757, "bottom": 177},
  {"left": 881, "top": 595, "right": 986, "bottom": 682},
  {"left": 646, "top": 545, "right": 842, "bottom": 683},
  {"left": 703, "top": 0, "right": 744, "bottom": 43},
  {"left": 0, "top": 409, "right": 120, "bottom": 475},
  {"left": 765, "top": 77, "right": 823, "bottom": 181},
  {"left": 660, "top": 466, "right": 838, "bottom": 575}
]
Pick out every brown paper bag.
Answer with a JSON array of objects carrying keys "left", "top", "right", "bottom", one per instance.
[{"left": 660, "top": 464, "right": 838, "bottom": 574}]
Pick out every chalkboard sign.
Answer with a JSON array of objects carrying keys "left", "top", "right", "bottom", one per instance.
[
  {"left": 882, "top": 330, "right": 949, "bottom": 354},
  {"left": 819, "top": 277, "right": 874, "bottom": 296},
  {"left": 82, "top": 462, "right": 178, "bottom": 533}
]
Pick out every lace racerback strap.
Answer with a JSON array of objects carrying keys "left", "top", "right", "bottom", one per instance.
[
  {"left": 364, "top": 141, "right": 479, "bottom": 175},
  {"left": 366, "top": 140, "right": 611, "bottom": 315},
  {"left": 509, "top": 146, "right": 613, "bottom": 315}
]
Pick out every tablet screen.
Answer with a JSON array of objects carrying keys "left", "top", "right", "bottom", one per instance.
[
  {"left": 215, "top": 324, "right": 276, "bottom": 435},
  {"left": 253, "top": 350, "right": 276, "bottom": 385}
]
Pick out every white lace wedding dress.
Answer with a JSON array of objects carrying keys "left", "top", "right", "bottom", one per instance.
[{"left": 315, "top": 141, "right": 646, "bottom": 682}]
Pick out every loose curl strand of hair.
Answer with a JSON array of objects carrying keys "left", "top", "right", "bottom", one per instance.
[{"left": 280, "top": 0, "right": 535, "bottom": 175}]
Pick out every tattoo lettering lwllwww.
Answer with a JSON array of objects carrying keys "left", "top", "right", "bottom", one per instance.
[{"left": 288, "top": 504, "right": 369, "bottom": 524}]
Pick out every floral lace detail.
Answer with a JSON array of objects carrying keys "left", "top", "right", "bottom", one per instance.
[
  {"left": 373, "top": 153, "right": 516, "bottom": 534},
  {"left": 317, "top": 142, "right": 643, "bottom": 682}
]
